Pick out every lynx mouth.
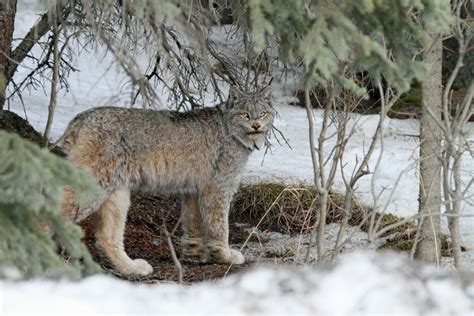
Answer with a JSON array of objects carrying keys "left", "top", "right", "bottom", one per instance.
[{"left": 247, "top": 131, "right": 264, "bottom": 135}]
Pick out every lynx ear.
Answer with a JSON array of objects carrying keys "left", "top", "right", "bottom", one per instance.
[{"left": 260, "top": 85, "right": 272, "bottom": 103}]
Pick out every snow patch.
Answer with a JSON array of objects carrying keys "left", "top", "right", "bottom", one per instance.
[{"left": 2, "top": 252, "right": 473, "bottom": 315}]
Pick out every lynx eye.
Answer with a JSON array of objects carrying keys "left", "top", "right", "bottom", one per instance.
[
  {"left": 259, "top": 111, "right": 269, "bottom": 118},
  {"left": 239, "top": 112, "right": 251, "bottom": 120}
]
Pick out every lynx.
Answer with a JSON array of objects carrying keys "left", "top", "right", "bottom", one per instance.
[{"left": 60, "top": 86, "right": 274, "bottom": 276}]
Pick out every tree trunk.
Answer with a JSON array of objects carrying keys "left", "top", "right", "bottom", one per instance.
[
  {"left": 416, "top": 26, "right": 442, "bottom": 264},
  {"left": 0, "top": 0, "right": 17, "bottom": 110},
  {"left": 8, "top": 4, "right": 71, "bottom": 83}
]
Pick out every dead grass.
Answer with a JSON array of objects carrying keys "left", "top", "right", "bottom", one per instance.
[
  {"left": 379, "top": 231, "right": 468, "bottom": 256},
  {"left": 231, "top": 182, "right": 419, "bottom": 241},
  {"left": 231, "top": 182, "right": 367, "bottom": 235}
]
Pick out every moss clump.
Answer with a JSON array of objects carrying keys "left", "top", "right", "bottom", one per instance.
[
  {"left": 230, "top": 182, "right": 318, "bottom": 234},
  {"left": 230, "top": 182, "right": 367, "bottom": 235},
  {"left": 379, "top": 235, "right": 414, "bottom": 251},
  {"left": 379, "top": 232, "right": 458, "bottom": 256},
  {"left": 388, "top": 81, "right": 422, "bottom": 119},
  {"left": 381, "top": 213, "right": 401, "bottom": 224},
  {"left": 358, "top": 212, "right": 416, "bottom": 238},
  {"left": 398, "top": 83, "right": 422, "bottom": 107}
]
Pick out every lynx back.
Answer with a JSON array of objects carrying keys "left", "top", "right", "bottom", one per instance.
[{"left": 60, "top": 86, "right": 274, "bottom": 276}]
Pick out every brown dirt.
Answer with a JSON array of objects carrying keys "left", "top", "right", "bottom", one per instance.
[{"left": 79, "top": 194, "right": 254, "bottom": 284}]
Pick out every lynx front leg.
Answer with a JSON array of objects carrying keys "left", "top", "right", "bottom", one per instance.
[
  {"left": 200, "top": 185, "right": 245, "bottom": 265},
  {"left": 95, "top": 187, "right": 153, "bottom": 276},
  {"left": 60, "top": 186, "right": 80, "bottom": 222},
  {"left": 181, "top": 194, "right": 206, "bottom": 262},
  {"left": 60, "top": 186, "right": 111, "bottom": 223}
]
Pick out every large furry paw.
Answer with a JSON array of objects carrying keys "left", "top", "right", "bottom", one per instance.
[
  {"left": 229, "top": 249, "right": 245, "bottom": 264},
  {"left": 121, "top": 259, "right": 153, "bottom": 276},
  {"left": 208, "top": 245, "right": 245, "bottom": 265}
]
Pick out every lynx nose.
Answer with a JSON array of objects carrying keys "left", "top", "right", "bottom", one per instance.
[{"left": 252, "top": 122, "right": 261, "bottom": 130}]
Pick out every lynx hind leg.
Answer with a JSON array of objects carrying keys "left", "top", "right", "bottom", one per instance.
[
  {"left": 181, "top": 195, "right": 207, "bottom": 263},
  {"left": 95, "top": 186, "right": 153, "bottom": 276},
  {"left": 200, "top": 187, "right": 245, "bottom": 265}
]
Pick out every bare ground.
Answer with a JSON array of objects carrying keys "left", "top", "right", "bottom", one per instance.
[{"left": 79, "top": 194, "right": 256, "bottom": 284}]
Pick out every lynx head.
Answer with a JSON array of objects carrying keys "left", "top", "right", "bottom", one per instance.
[{"left": 221, "top": 85, "right": 275, "bottom": 151}]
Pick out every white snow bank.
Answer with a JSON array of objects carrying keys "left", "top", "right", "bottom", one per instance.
[{"left": 1, "top": 252, "right": 473, "bottom": 315}]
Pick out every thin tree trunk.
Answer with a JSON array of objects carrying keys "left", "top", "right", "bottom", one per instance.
[
  {"left": 333, "top": 189, "right": 353, "bottom": 258},
  {"left": 316, "top": 191, "right": 328, "bottom": 260},
  {"left": 416, "top": 26, "right": 442, "bottom": 264},
  {"left": 7, "top": 4, "right": 71, "bottom": 82},
  {"left": 43, "top": 17, "right": 59, "bottom": 147},
  {"left": 446, "top": 81, "right": 473, "bottom": 268},
  {"left": 303, "top": 86, "right": 328, "bottom": 263},
  {"left": 0, "top": 0, "right": 17, "bottom": 110},
  {"left": 448, "top": 153, "right": 462, "bottom": 267}
]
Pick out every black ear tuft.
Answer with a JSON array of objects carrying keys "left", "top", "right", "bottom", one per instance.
[
  {"left": 260, "top": 85, "right": 272, "bottom": 103},
  {"left": 227, "top": 85, "right": 239, "bottom": 109}
]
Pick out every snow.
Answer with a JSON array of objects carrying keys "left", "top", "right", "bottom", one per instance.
[
  {"left": 1, "top": 252, "right": 473, "bottom": 315},
  {"left": 239, "top": 223, "right": 382, "bottom": 263},
  {"left": 2, "top": 2, "right": 474, "bottom": 315}
]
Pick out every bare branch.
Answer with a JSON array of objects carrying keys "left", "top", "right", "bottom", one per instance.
[
  {"left": 162, "top": 222, "right": 183, "bottom": 284},
  {"left": 7, "top": 3, "right": 70, "bottom": 81}
]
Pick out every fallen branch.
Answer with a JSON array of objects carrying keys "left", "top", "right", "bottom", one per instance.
[{"left": 162, "top": 222, "right": 183, "bottom": 284}]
